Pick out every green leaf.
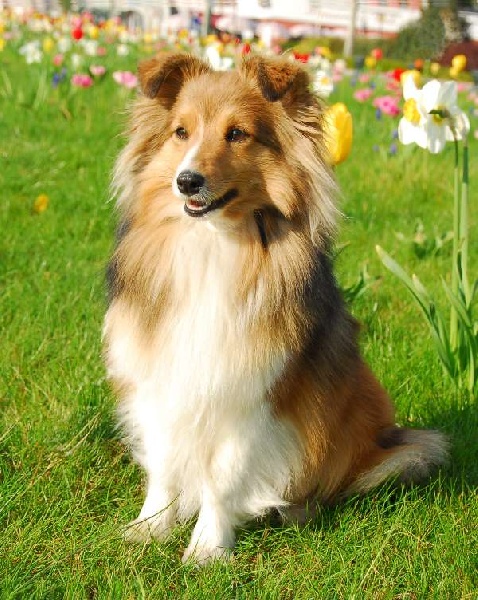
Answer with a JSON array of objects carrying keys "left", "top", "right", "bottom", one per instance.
[
  {"left": 376, "top": 246, "right": 455, "bottom": 375},
  {"left": 376, "top": 246, "right": 430, "bottom": 316},
  {"left": 442, "top": 279, "right": 473, "bottom": 328}
]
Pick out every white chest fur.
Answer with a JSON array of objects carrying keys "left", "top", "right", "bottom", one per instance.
[{"left": 105, "top": 223, "right": 301, "bottom": 522}]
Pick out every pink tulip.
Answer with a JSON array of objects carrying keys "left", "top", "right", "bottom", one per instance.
[
  {"left": 457, "top": 82, "right": 472, "bottom": 93},
  {"left": 53, "top": 54, "right": 64, "bottom": 66},
  {"left": 71, "top": 74, "right": 94, "bottom": 88},
  {"left": 372, "top": 95, "right": 400, "bottom": 117},
  {"left": 90, "top": 65, "right": 106, "bottom": 77},
  {"left": 112, "top": 71, "right": 138, "bottom": 89},
  {"left": 353, "top": 88, "right": 373, "bottom": 102}
]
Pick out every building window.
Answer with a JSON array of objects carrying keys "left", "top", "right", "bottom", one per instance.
[
  {"left": 309, "top": 0, "right": 319, "bottom": 11},
  {"left": 258, "top": 0, "right": 271, "bottom": 7}
]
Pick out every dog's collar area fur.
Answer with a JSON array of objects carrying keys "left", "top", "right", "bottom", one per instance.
[
  {"left": 183, "top": 188, "right": 239, "bottom": 218},
  {"left": 254, "top": 210, "right": 268, "bottom": 249}
]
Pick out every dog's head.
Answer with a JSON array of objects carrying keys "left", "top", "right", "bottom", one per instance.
[{"left": 115, "top": 53, "right": 336, "bottom": 243}]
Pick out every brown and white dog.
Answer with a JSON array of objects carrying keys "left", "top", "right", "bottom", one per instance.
[{"left": 103, "top": 53, "right": 447, "bottom": 564}]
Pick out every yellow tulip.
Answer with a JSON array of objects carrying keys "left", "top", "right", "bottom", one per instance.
[
  {"left": 400, "top": 69, "right": 421, "bottom": 88},
  {"left": 430, "top": 62, "right": 440, "bottom": 75},
  {"left": 143, "top": 32, "right": 153, "bottom": 44},
  {"left": 0, "top": 38, "right": 5, "bottom": 52},
  {"left": 365, "top": 55, "right": 376, "bottom": 69},
  {"left": 324, "top": 103, "right": 353, "bottom": 166},
  {"left": 34, "top": 194, "right": 49, "bottom": 214},
  {"left": 42, "top": 37, "right": 54, "bottom": 53},
  {"left": 451, "top": 54, "right": 466, "bottom": 73},
  {"left": 317, "top": 46, "right": 332, "bottom": 59},
  {"left": 89, "top": 25, "right": 99, "bottom": 39}
]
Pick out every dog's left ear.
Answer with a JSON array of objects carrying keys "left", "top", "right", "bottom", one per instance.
[
  {"left": 240, "top": 56, "right": 313, "bottom": 110},
  {"left": 138, "top": 53, "right": 211, "bottom": 107}
]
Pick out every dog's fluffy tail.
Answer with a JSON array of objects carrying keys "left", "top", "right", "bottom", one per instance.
[{"left": 347, "top": 427, "right": 449, "bottom": 495}]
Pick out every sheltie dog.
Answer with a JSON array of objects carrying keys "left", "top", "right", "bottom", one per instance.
[{"left": 103, "top": 53, "right": 447, "bottom": 564}]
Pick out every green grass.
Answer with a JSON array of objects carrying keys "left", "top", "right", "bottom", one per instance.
[{"left": 1, "top": 45, "right": 477, "bottom": 599}]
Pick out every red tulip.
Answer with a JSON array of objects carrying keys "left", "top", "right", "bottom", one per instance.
[
  {"left": 371, "top": 47, "right": 383, "bottom": 60},
  {"left": 71, "top": 27, "right": 83, "bottom": 41},
  {"left": 293, "top": 51, "right": 310, "bottom": 63},
  {"left": 392, "top": 68, "right": 405, "bottom": 82}
]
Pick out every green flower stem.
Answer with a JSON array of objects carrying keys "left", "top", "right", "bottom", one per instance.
[
  {"left": 450, "top": 138, "right": 460, "bottom": 350},
  {"left": 460, "top": 138, "right": 470, "bottom": 305}
]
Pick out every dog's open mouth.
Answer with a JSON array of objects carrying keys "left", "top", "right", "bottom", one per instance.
[{"left": 184, "top": 189, "right": 238, "bottom": 218}]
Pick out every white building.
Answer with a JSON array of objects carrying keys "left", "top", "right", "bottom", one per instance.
[
  {"left": 108, "top": 0, "right": 427, "bottom": 40},
  {"left": 5, "top": 0, "right": 478, "bottom": 43}
]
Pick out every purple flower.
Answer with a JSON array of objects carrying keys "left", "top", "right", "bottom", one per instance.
[{"left": 52, "top": 68, "right": 67, "bottom": 88}]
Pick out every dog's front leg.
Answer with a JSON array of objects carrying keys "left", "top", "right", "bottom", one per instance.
[
  {"left": 182, "top": 485, "right": 236, "bottom": 565},
  {"left": 124, "top": 473, "right": 178, "bottom": 543}
]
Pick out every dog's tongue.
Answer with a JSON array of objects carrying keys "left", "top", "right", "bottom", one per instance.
[{"left": 187, "top": 199, "right": 205, "bottom": 211}]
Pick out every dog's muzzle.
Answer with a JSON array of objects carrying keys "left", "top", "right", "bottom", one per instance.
[{"left": 176, "top": 170, "right": 238, "bottom": 217}]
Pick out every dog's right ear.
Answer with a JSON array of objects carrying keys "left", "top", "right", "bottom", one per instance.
[{"left": 138, "top": 53, "right": 211, "bottom": 107}]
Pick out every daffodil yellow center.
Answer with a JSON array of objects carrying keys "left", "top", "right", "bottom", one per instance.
[{"left": 403, "top": 99, "right": 420, "bottom": 124}]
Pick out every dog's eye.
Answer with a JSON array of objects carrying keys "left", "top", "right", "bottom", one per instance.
[
  {"left": 226, "top": 128, "right": 248, "bottom": 143},
  {"left": 175, "top": 127, "right": 189, "bottom": 140}
]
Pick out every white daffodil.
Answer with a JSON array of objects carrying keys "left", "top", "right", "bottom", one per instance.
[
  {"left": 398, "top": 78, "right": 469, "bottom": 153},
  {"left": 82, "top": 39, "right": 98, "bottom": 57},
  {"left": 57, "top": 37, "right": 72, "bottom": 53},
  {"left": 116, "top": 43, "right": 130, "bottom": 57},
  {"left": 19, "top": 40, "right": 43, "bottom": 64},
  {"left": 313, "top": 70, "right": 334, "bottom": 98}
]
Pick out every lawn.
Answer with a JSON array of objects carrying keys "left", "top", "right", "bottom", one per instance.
[{"left": 1, "top": 26, "right": 477, "bottom": 599}]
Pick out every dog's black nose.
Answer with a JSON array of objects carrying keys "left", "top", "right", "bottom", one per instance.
[{"left": 176, "top": 170, "right": 205, "bottom": 196}]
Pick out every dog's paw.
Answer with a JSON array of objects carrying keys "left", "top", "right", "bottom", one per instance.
[
  {"left": 181, "top": 543, "right": 232, "bottom": 566},
  {"left": 122, "top": 517, "right": 172, "bottom": 544}
]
